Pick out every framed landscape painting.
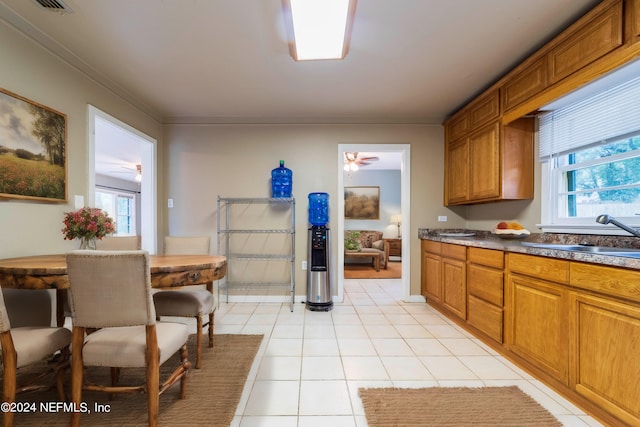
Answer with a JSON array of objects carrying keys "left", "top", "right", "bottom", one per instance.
[
  {"left": 345, "top": 186, "right": 380, "bottom": 220},
  {"left": 0, "top": 89, "right": 67, "bottom": 202}
]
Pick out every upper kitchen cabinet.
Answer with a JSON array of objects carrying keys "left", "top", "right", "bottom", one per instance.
[
  {"left": 547, "top": 0, "right": 623, "bottom": 84},
  {"left": 444, "top": 88, "right": 533, "bottom": 206},
  {"left": 500, "top": 0, "right": 640, "bottom": 123}
]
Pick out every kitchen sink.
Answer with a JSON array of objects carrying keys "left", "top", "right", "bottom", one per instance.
[{"left": 521, "top": 242, "right": 640, "bottom": 258}]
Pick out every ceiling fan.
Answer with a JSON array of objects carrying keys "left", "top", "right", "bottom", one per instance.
[
  {"left": 344, "top": 152, "right": 379, "bottom": 172},
  {"left": 107, "top": 164, "right": 142, "bottom": 182}
]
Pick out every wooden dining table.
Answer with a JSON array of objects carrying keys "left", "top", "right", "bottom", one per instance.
[{"left": 0, "top": 253, "right": 227, "bottom": 325}]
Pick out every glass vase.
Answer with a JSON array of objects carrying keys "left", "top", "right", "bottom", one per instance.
[{"left": 78, "top": 237, "right": 97, "bottom": 250}]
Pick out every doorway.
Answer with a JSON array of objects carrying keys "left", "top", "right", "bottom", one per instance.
[
  {"left": 88, "top": 106, "right": 158, "bottom": 253},
  {"left": 337, "top": 144, "right": 411, "bottom": 302}
]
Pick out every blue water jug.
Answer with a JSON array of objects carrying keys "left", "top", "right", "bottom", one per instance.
[
  {"left": 271, "top": 160, "right": 292, "bottom": 198},
  {"left": 308, "top": 192, "right": 329, "bottom": 226}
]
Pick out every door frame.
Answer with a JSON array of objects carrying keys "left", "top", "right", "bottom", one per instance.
[
  {"left": 337, "top": 143, "right": 411, "bottom": 301},
  {"left": 88, "top": 105, "right": 158, "bottom": 254}
]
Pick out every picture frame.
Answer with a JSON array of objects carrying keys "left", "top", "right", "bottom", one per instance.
[
  {"left": 0, "top": 88, "right": 67, "bottom": 202},
  {"left": 345, "top": 186, "right": 380, "bottom": 220}
]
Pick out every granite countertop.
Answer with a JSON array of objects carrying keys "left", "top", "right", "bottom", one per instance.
[{"left": 418, "top": 228, "right": 640, "bottom": 271}]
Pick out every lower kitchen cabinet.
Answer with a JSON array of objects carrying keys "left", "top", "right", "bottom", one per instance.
[
  {"left": 420, "top": 240, "right": 640, "bottom": 426},
  {"left": 569, "top": 292, "right": 640, "bottom": 426},
  {"left": 467, "top": 247, "right": 504, "bottom": 343},
  {"left": 421, "top": 240, "right": 466, "bottom": 320},
  {"left": 442, "top": 245, "right": 466, "bottom": 319},
  {"left": 506, "top": 253, "right": 570, "bottom": 385},
  {"left": 421, "top": 240, "right": 442, "bottom": 303}
]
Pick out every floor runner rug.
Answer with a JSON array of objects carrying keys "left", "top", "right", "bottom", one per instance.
[
  {"left": 359, "top": 386, "right": 562, "bottom": 426},
  {"left": 14, "top": 334, "right": 263, "bottom": 426}
]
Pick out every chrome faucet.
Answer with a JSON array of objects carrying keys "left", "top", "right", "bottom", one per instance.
[{"left": 595, "top": 214, "right": 640, "bottom": 238}]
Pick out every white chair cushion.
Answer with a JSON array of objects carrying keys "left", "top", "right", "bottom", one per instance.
[
  {"left": 9, "top": 327, "right": 72, "bottom": 368},
  {"left": 82, "top": 322, "right": 189, "bottom": 367},
  {"left": 153, "top": 289, "right": 214, "bottom": 318}
]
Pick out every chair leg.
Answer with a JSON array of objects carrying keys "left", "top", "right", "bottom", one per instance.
[
  {"left": 145, "top": 325, "right": 160, "bottom": 427},
  {"left": 208, "top": 311, "right": 214, "bottom": 348},
  {"left": 195, "top": 315, "right": 203, "bottom": 369},
  {"left": 70, "top": 327, "right": 86, "bottom": 427},
  {"left": 1, "top": 332, "right": 17, "bottom": 427},
  {"left": 55, "top": 346, "right": 70, "bottom": 402},
  {"left": 179, "top": 344, "right": 188, "bottom": 399}
]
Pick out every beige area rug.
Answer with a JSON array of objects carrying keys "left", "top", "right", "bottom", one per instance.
[
  {"left": 344, "top": 260, "right": 402, "bottom": 279},
  {"left": 14, "top": 334, "right": 263, "bottom": 426},
  {"left": 359, "top": 386, "right": 563, "bottom": 426}
]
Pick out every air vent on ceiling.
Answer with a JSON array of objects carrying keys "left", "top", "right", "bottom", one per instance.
[{"left": 33, "top": 0, "right": 73, "bottom": 13}]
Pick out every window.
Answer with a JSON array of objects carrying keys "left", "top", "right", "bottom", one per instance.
[
  {"left": 539, "top": 64, "right": 640, "bottom": 232},
  {"left": 95, "top": 188, "right": 136, "bottom": 236}
]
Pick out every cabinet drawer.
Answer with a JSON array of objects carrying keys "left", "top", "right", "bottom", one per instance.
[
  {"left": 508, "top": 253, "right": 569, "bottom": 284},
  {"left": 468, "top": 247, "right": 504, "bottom": 269},
  {"left": 441, "top": 243, "right": 466, "bottom": 260},
  {"left": 468, "top": 295, "right": 503, "bottom": 343},
  {"left": 570, "top": 262, "right": 640, "bottom": 303},
  {"left": 469, "top": 90, "right": 500, "bottom": 130},
  {"left": 502, "top": 57, "right": 547, "bottom": 111},
  {"left": 422, "top": 240, "right": 441, "bottom": 255},
  {"left": 548, "top": 1, "right": 623, "bottom": 83},
  {"left": 468, "top": 264, "right": 503, "bottom": 306}
]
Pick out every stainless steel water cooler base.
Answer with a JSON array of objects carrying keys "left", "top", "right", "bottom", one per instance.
[{"left": 306, "top": 271, "right": 333, "bottom": 311}]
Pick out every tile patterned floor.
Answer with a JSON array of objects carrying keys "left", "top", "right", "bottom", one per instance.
[{"left": 212, "top": 278, "right": 603, "bottom": 427}]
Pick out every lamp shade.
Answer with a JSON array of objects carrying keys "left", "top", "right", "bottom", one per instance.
[{"left": 390, "top": 214, "right": 402, "bottom": 224}]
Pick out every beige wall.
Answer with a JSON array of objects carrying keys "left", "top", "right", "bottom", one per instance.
[
  {"left": 0, "top": 20, "right": 162, "bottom": 259},
  {"left": 163, "top": 124, "right": 458, "bottom": 296}
]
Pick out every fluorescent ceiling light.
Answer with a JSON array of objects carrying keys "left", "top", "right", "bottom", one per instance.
[{"left": 283, "top": 0, "right": 357, "bottom": 61}]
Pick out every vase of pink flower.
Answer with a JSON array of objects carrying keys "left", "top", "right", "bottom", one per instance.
[{"left": 62, "top": 207, "right": 115, "bottom": 250}]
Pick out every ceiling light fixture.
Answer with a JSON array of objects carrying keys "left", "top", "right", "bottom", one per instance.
[
  {"left": 343, "top": 152, "right": 359, "bottom": 172},
  {"left": 282, "top": 0, "right": 357, "bottom": 61}
]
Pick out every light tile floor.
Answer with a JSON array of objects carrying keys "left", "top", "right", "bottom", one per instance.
[{"left": 212, "top": 278, "right": 603, "bottom": 427}]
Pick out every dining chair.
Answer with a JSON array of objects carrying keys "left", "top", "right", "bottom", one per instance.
[
  {"left": 66, "top": 250, "right": 191, "bottom": 427},
  {"left": 0, "top": 288, "right": 71, "bottom": 427},
  {"left": 95, "top": 235, "right": 141, "bottom": 250},
  {"left": 152, "top": 236, "right": 214, "bottom": 369}
]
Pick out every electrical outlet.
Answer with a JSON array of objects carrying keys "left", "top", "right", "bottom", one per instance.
[
  {"left": 438, "top": 215, "right": 447, "bottom": 222},
  {"left": 167, "top": 198, "right": 174, "bottom": 208},
  {"left": 301, "top": 260, "right": 307, "bottom": 270}
]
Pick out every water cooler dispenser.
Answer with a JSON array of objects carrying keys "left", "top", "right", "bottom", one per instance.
[{"left": 306, "top": 193, "right": 333, "bottom": 312}]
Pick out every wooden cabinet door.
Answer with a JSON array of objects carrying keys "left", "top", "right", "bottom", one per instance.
[
  {"left": 569, "top": 292, "right": 640, "bottom": 426},
  {"left": 468, "top": 90, "right": 500, "bottom": 130},
  {"left": 507, "top": 274, "right": 569, "bottom": 384},
  {"left": 445, "top": 139, "right": 468, "bottom": 205},
  {"left": 423, "top": 253, "right": 442, "bottom": 303},
  {"left": 503, "top": 57, "right": 547, "bottom": 112},
  {"left": 547, "top": 0, "right": 623, "bottom": 83},
  {"left": 442, "top": 257, "right": 466, "bottom": 319},
  {"left": 469, "top": 122, "right": 500, "bottom": 201},
  {"left": 446, "top": 113, "right": 469, "bottom": 142}
]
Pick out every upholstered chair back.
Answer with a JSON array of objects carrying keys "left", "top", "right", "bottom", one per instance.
[
  {"left": 66, "top": 250, "right": 155, "bottom": 328},
  {"left": 164, "top": 236, "right": 210, "bottom": 255},
  {"left": 96, "top": 235, "right": 141, "bottom": 250}
]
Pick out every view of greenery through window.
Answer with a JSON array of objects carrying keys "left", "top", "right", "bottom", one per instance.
[{"left": 558, "top": 135, "right": 640, "bottom": 218}]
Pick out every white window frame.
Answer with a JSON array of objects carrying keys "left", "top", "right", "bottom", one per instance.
[
  {"left": 539, "top": 60, "right": 640, "bottom": 235},
  {"left": 95, "top": 187, "right": 137, "bottom": 236}
]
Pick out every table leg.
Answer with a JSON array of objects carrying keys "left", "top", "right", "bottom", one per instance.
[
  {"left": 374, "top": 255, "right": 380, "bottom": 272},
  {"left": 56, "top": 289, "right": 67, "bottom": 327}
]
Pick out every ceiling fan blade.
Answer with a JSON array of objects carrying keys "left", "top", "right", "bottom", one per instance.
[{"left": 359, "top": 156, "right": 379, "bottom": 161}]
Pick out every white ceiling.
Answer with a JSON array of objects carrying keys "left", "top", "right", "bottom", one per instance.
[{"left": 0, "top": 0, "right": 602, "bottom": 125}]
